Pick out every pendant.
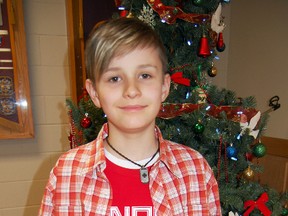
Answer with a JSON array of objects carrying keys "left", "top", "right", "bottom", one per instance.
[{"left": 140, "top": 167, "right": 149, "bottom": 184}]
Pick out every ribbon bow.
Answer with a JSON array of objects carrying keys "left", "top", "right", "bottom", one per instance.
[
  {"left": 244, "top": 192, "right": 271, "bottom": 216},
  {"left": 171, "top": 72, "right": 190, "bottom": 86}
]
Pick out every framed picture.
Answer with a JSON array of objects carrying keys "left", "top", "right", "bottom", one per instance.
[{"left": 0, "top": 0, "right": 34, "bottom": 139}]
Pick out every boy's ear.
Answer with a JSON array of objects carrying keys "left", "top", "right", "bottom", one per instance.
[
  {"left": 85, "top": 79, "right": 101, "bottom": 108},
  {"left": 161, "top": 73, "right": 171, "bottom": 102}
]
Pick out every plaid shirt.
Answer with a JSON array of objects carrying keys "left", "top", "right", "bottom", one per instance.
[{"left": 39, "top": 123, "right": 221, "bottom": 215}]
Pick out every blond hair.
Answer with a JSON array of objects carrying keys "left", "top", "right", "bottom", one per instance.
[{"left": 85, "top": 18, "right": 167, "bottom": 84}]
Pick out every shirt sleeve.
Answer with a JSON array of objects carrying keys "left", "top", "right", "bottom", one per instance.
[
  {"left": 38, "top": 168, "right": 57, "bottom": 215},
  {"left": 205, "top": 162, "right": 222, "bottom": 215}
]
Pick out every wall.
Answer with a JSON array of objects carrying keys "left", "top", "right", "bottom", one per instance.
[
  {"left": 0, "top": 0, "right": 70, "bottom": 215},
  {"left": 227, "top": 0, "right": 288, "bottom": 139}
]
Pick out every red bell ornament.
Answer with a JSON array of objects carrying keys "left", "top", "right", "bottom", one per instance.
[
  {"left": 216, "top": 32, "right": 226, "bottom": 52},
  {"left": 198, "top": 35, "right": 211, "bottom": 57},
  {"left": 120, "top": 10, "right": 128, "bottom": 17}
]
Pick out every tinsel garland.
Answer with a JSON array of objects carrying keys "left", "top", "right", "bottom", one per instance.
[
  {"left": 158, "top": 103, "right": 258, "bottom": 123},
  {"left": 146, "top": 0, "right": 210, "bottom": 24}
]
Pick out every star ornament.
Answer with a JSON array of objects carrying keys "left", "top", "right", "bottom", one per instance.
[{"left": 240, "top": 111, "right": 261, "bottom": 139}]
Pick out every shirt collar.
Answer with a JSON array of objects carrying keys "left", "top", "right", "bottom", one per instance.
[
  {"left": 82, "top": 123, "right": 180, "bottom": 177},
  {"left": 155, "top": 126, "right": 183, "bottom": 178},
  {"left": 81, "top": 124, "right": 108, "bottom": 175}
]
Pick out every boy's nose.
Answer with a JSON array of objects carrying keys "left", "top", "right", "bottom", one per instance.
[{"left": 123, "top": 80, "right": 141, "bottom": 98}]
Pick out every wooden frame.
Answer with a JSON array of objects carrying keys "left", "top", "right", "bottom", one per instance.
[
  {"left": 0, "top": 0, "right": 34, "bottom": 139},
  {"left": 66, "top": 0, "right": 118, "bottom": 102},
  {"left": 66, "top": 0, "right": 86, "bottom": 102}
]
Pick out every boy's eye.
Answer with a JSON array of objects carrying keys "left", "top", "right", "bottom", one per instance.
[
  {"left": 109, "top": 76, "right": 121, "bottom": 82},
  {"left": 140, "top": 73, "right": 151, "bottom": 79}
]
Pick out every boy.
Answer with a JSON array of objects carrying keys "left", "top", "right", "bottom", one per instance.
[{"left": 39, "top": 18, "right": 221, "bottom": 215}]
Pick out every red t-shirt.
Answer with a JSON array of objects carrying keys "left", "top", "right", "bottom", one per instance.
[{"left": 104, "top": 150, "right": 157, "bottom": 216}]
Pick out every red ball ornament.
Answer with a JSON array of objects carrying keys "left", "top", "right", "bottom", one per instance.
[
  {"left": 245, "top": 152, "right": 254, "bottom": 161},
  {"left": 81, "top": 114, "right": 92, "bottom": 128}
]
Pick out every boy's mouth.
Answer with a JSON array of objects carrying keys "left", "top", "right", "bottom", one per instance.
[{"left": 120, "top": 105, "right": 147, "bottom": 112}]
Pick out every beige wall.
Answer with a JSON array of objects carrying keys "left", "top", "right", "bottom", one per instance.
[
  {"left": 0, "top": 0, "right": 71, "bottom": 215},
  {"left": 227, "top": 0, "right": 288, "bottom": 139}
]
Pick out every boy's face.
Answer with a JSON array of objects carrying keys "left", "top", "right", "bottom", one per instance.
[{"left": 86, "top": 46, "right": 170, "bottom": 134}]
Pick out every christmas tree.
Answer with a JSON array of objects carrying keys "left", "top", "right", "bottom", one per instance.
[{"left": 66, "top": 0, "right": 288, "bottom": 215}]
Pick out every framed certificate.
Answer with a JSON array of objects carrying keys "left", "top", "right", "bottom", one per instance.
[{"left": 0, "top": 0, "right": 34, "bottom": 139}]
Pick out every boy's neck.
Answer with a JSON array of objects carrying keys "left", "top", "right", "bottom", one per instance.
[{"left": 105, "top": 123, "right": 158, "bottom": 161}]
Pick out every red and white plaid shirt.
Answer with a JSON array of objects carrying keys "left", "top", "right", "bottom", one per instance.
[{"left": 39, "top": 123, "right": 221, "bottom": 215}]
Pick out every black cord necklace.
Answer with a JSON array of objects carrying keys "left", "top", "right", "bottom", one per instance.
[{"left": 106, "top": 138, "right": 159, "bottom": 184}]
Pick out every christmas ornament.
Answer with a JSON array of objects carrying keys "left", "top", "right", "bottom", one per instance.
[
  {"left": 245, "top": 152, "right": 254, "bottom": 161},
  {"left": 242, "top": 166, "right": 254, "bottom": 180},
  {"left": 193, "top": 87, "right": 207, "bottom": 104},
  {"left": 253, "top": 143, "right": 266, "bottom": 158},
  {"left": 211, "top": 4, "right": 226, "bottom": 34},
  {"left": 226, "top": 144, "right": 238, "bottom": 161},
  {"left": 282, "top": 203, "right": 288, "bottom": 216},
  {"left": 282, "top": 208, "right": 288, "bottom": 216},
  {"left": 240, "top": 111, "right": 261, "bottom": 139},
  {"left": 81, "top": 113, "right": 92, "bottom": 128},
  {"left": 208, "top": 65, "right": 217, "bottom": 77},
  {"left": 244, "top": 192, "right": 272, "bottom": 216},
  {"left": 216, "top": 32, "right": 226, "bottom": 52},
  {"left": 193, "top": 0, "right": 204, "bottom": 6},
  {"left": 198, "top": 35, "right": 211, "bottom": 57},
  {"left": 193, "top": 122, "right": 205, "bottom": 134},
  {"left": 138, "top": 5, "right": 156, "bottom": 28},
  {"left": 119, "top": 9, "right": 128, "bottom": 17}
]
